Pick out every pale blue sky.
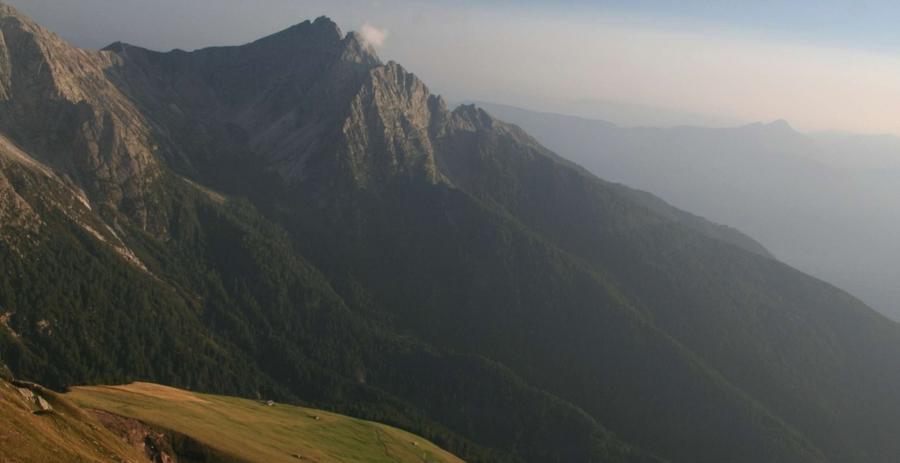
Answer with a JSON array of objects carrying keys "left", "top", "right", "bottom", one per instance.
[
  {"left": 8, "top": 0, "right": 900, "bottom": 133},
  {"left": 10, "top": 1, "right": 900, "bottom": 52},
  {"left": 550, "top": 0, "right": 900, "bottom": 50}
]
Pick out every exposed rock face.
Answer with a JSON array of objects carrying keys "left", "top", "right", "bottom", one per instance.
[
  {"left": 94, "top": 23, "right": 537, "bottom": 199},
  {"left": 100, "top": 16, "right": 381, "bottom": 185},
  {"left": 34, "top": 394, "right": 52, "bottom": 412},
  {"left": 0, "top": 167, "right": 40, "bottom": 235},
  {"left": 0, "top": 360, "right": 11, "bottom": 381},
  {"left": 0, "top": 7, "right": 563, "bottom": 206},
  {"left": 88, "top": 17, "right": 479, "bottom": 195},
  {"left": 16, "top": 386, "right": 32, "bottom": 400},
  {"left": 89, "top": 409, "right": 178, "bottom": 463},
  {"left": 0, "top": 131, "right": 145, "bottom": 266},
  {"left": 13, "top": 381, "right": 53, "bottom": 413},
  {"left": 0, "top": 3, "right": 161, "bottom": 229},
  {"left": 334, "top": 62, "right": 446, "bottom": 188}
]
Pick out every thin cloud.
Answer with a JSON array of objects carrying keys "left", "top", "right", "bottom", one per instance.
[{"left": 359, "top": 22, "right": 388, "bottom": 47}]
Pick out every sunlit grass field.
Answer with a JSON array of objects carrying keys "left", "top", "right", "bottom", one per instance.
[
  {"left": 68, "top": 382, "right": 464, "bottom": 463},
  {"left": 0, "top": 380, "right": 147, "bottom": 462}
]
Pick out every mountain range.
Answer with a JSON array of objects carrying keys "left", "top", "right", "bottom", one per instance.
[
  {"left": 476, "top": 101, "right": 900, "bottom": 320},
  {"left": 2, "top": 3, "right": 900, "bottom": 462}
]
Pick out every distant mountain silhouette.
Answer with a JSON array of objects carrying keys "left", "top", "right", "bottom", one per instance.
[{"left": 477, "top": 100, "right": 900, "bottom": 321}]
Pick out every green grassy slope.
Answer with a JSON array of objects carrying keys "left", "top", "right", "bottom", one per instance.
[
  {"left": 0, "top": 380, "right": 148, "bottom": 462},
  {"left": 68, "top": 382, "right": 464, "bottom": 463}
]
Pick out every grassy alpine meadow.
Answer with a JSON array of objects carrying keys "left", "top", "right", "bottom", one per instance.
[
  {"left": 67, "top": 382, "right": 465, "bottom": 463},
  {"left": 0, "top": 380, "right": 148, "bottom": 462}
]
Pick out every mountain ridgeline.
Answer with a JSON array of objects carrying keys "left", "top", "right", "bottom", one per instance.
[
  {"left": 475, "top": 101, "right": 900, "bottom": 320},
  {"left": 1, "top": 4, "right": 900, "bottom": 462}
]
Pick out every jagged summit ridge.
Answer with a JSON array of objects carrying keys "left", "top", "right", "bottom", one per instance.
[
  {"left": 96, "top": 24, "right": 429, "bottom": 188},
  {"left": 277, "top": 15, "right": 345, "bottom": 41},
  {"left": 336, "top": 60, "right": 446, "bottom": 187},
  {"left": 103, "top": 14, "right": 379, "bottom": 73},
  {"left": 0, "top": 2, "right": 162, "bottom": 228},
  {"left": 450, "top": 104, "right": 498, "bottom": 131},
  {"left": 0, "top": 2, "right": 21, "bottom": 18},
  {"left": 246, "top": 15, "right": 381, "bottom": 68}
]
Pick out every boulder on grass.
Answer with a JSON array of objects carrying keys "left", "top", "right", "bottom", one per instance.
[{"left": 34, "top": 395, "right": 53, "bottom": 413}]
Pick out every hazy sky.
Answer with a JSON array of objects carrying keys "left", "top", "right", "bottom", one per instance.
[{"left": 8, "top": 0, "right": 900, "bottom": 134}]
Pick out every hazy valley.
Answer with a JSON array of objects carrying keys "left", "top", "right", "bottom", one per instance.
[{"left": 476, "top": 102, "right": 900, "bottom": 320}]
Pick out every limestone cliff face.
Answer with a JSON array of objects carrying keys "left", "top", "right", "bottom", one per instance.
[
  {"left": 334, "top": 62, "right": 447, "bottom": 188},
  {"left": 0, "top": 167, "right": 40, "bottom": 243},
  {"left": 102, "top": 17, "right": 383, "bottom": 184},
  {"left": 0, "top": 3, "right": 161, "bottom": 229},
  {"left": 0, "top": 18, "right": 10, "bottom": 101},
  {"left": 0, "top": 132, "right": 145, "bottom": 268},
  {"left": 318, "top": 62, "right": 551, "bottom": 192},
  {"left": 0, "top": 7, "right": 423, "bottom": 264},
  {"left": 0, "top": 135, "right": 44, "bottom": 240},
  {"left": 97, "top": 17, "right": 453, "bottom": 193}
]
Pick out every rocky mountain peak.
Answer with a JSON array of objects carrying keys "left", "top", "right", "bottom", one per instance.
[
  {"left": 765, "top": 118, "right": 794, "bottom": 131},
  {"left": 245, "top": 14, "right": 381, "bottom": 68},
  {"left": 0, "top": 2, "right": 23, "bottom": 19},
  {"left": 0, "top": 3, "right": 118, "bottom": 102},
  {"left": 341, "top": 31, "right": 381, "bottom": 66},
  {"left": 313, "top": 15, "right": 342, "bottom": 34},
  {"left": 0, "top": 4, "right": 162, "bottom": 229},
  {"left": 328, "top": 60, "right": 444, "bottom": 188},
  {"left": 742, "top": 118, "right": 796, "bottom": 135},
  {"left": 253, "top": 15, "right": 342, "bottom": 50},
  {"left": 450, "top": 104, "right": 496, "bottom": 132}
]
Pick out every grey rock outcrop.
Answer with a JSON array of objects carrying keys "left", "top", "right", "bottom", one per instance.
[
  {"left": 89, "top": 409, "right": 178, "bottom": 463},
  {"left": 0, "top": 3, "right": 162, "bottom": 229},
  {"left": 14, "top": 381, "right": 53, "bottom": 413},
  {"left": 0, "top": 360, "right": 12, "bottom": 381}
]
